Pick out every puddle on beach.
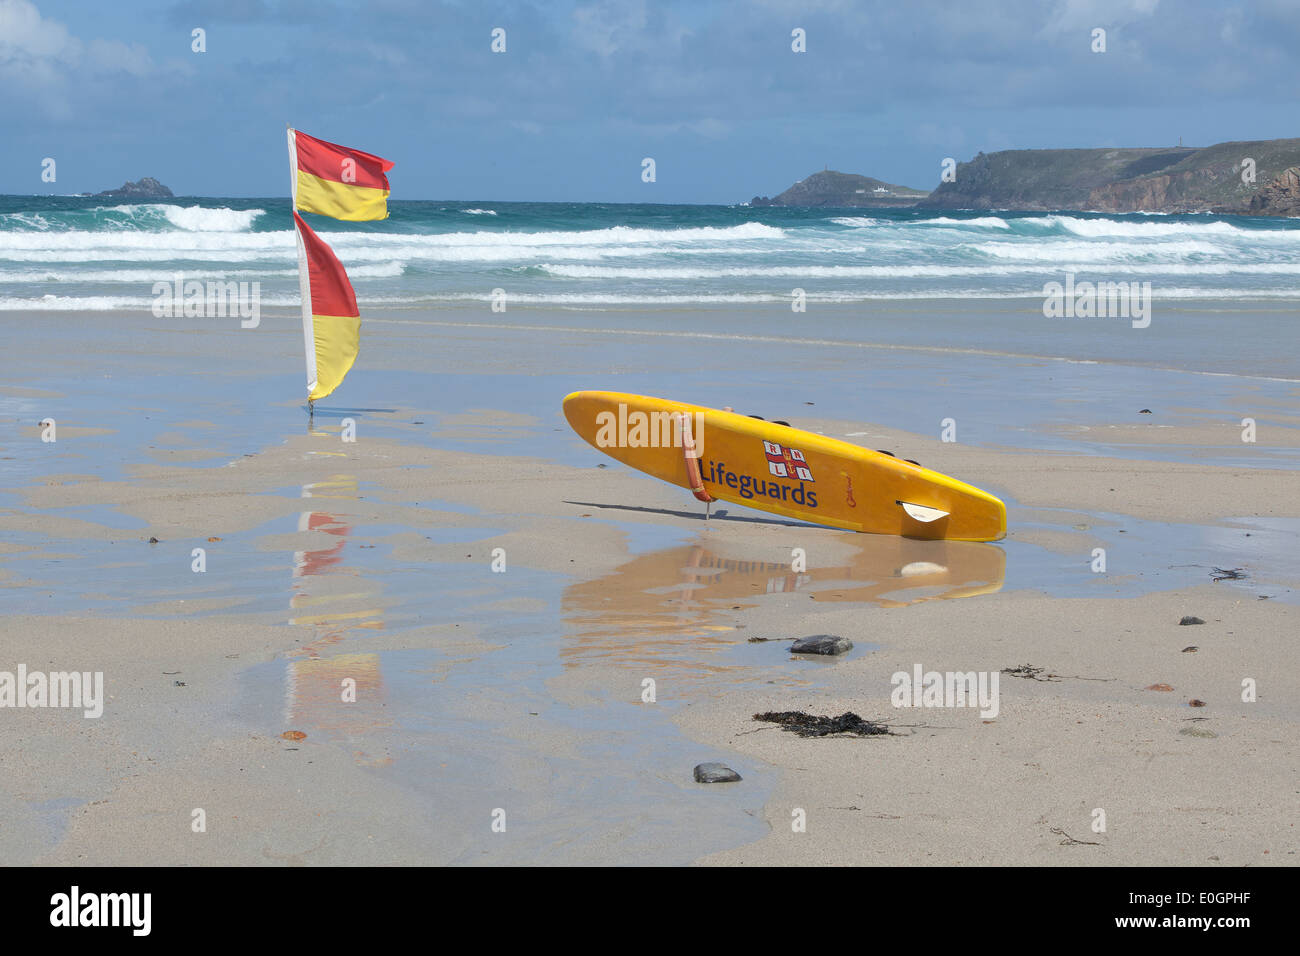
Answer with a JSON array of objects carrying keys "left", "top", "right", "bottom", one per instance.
[
  {"left": 229, "top": 478, "right": 778, "bottom": 863},
  {"left": 558, "top": 533, "right": 1007, "bottom": 675},
  {"left": 1002, "top": 507, "right": 1298, "bottom": 602}
]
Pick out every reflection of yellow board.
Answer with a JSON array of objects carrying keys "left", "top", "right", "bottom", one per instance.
[
  {"left": 563, "top": 391, "right": 1006, "bottom": 541},
  {"left": 562, "top": 538, "right": 1006, "bottom": 643},
  {"left": 809, "top": 537, "right": 1005, "bottom": 605}
]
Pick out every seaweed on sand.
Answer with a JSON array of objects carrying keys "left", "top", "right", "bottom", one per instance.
[
  {"left": 1211, "top": 566, "right": 1246, "bottom": 581},
  {"left": 753, "top": 711, "right": 895, "bottom": 738},
  {"left": 1001, "top": 664, "right": 1062, "bottom": 682}
]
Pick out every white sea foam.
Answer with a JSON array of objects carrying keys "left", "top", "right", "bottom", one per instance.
[
  {"left": 538, "top": 261, "right": 1300, "bottom": 279},
  {"left": 0, "top": 293, "right": 302, "bottom": 310},
  {"left": 0, "top": 261, "right": 404, "bottom": 283},
  {"left": 158, "top": 205, "right": 265, "bottom": 231},
  {"left": 0, "top": 232, "right": 292, "bottom": 262},
  {"left": 0, "top": 212, "right": 54, "bottom": 231},
  {"left": 971, "top": 240, "right": 1225, "bottom": 261},
  {"left": 1040, "top": 214, "right": 1270, "bottom": 239},
  {"left": 6, "top": 285, "right": 1298, "bottom": 311},
  {"left": 0, "top": 220, "right": 782, "bottom": 259},
  {"left": 912, "top": 216, "right": 1012, "bottom": 229},
  {"left": 461, "top": 208, "right": 497, "bottom": 215},
  {"left": 359, "top": 287, "right": 1300, "bottom": 305},
  {"left": 357, "top": 291, "right": 1053, "bottom": 305},
  {"left": 450, "top": 222, "right": 783, "bottom": 244},
  {"left": 0, "top": 229, "right": 779, "bottom": 263},
  {"left": 830, "top": 215, "right": 1012, "bottom": 229},
  {"left": 0, "top": 204, "right": 265, "bottom": 233},
  {"left": 829, "top": 217, "right": 884, "bottom": 227},
  {"left": 92, "top": 204, "right": 265, "bottom": 231},
  {"left": 539, "top": 263, "right": 1024, "bottom": 279}
]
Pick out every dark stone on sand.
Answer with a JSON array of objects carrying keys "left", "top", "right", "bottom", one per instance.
[
  {"left": 694, "top": 762, "right": 741, "bottom": 783},
  {"left": 1179, "top": 616, "right": 1205, "bottom": 625},
  {"left": 790, "top": 634, "right": 852, "bottom": 656},
  {"left": 1182, "top": 646, "right": 1199, "bottom": 653},
  {"left": 147, "top": 536, "right": 159, "bottom": 544}
]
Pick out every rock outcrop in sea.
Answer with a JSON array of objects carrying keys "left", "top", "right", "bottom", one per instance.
[
  {"left": 751, "top": 169, "right": 928, "bottom": 208},
  {"left": 96, "top": 177, "right": 174, "bottom": 199}
]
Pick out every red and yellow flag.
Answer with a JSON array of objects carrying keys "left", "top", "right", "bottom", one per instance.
[
  {"left": 293, "top": 211, "right": 360, "bottom": 402},
  {"left": 289, "top": 128, "right": 394, "bottom": 221}
]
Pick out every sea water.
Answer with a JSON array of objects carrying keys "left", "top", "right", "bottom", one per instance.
[{"left": 4, "top": 196, "right": 1300, "bottom": 308}]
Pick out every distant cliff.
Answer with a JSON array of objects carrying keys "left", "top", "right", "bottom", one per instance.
[
  {"left": 96, "top": 177, "right": 174, "bottom": 199},
  {"left": 752, "top": 139, "right": 1300, "bottom": 216},
  {"left": 1246, "top": 165, "right": 1300, "bottom": 217},
  {"left": 919, "top": 139, "right": 1300, "bottom": 215},
  {"left": 750, "top": 170, "right": 928, "bottom": 207}
]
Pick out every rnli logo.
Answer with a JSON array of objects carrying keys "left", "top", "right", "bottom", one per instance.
[{"left": 762, "top": 440, "right": 813, "bottom": 481}]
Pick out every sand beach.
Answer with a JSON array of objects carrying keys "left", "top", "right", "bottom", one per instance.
[{"left": 1, "top": 300, "right": 1295, "bottom": 865}]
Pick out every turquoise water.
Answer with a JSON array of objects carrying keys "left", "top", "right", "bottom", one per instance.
[{"left": 4, "top": 196, "right": 1300, "bottom": 311}]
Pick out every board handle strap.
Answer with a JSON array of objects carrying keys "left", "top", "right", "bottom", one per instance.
[{"left": 677, "top": 413, "right": 716, "bottom": 503}]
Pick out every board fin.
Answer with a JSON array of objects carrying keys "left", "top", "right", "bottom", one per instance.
[
  {"left": 900, "top": 561, "right": 947, "bottom": 576},
  {"left": 899, "top": 501, "right": 949, "bottom": 523}
]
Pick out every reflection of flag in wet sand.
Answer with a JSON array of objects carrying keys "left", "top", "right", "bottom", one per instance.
[
  {"left": 286, "top": 476, "right": 390, "bottom": 745},
  {"left": 293, "top": 510, "right": 348, "bottom": 577},
  {"left": 560, "top": 538, "right": 1005, "bottom": 669},
  {"left": 286, "top": 652, "right": 386, "bottom": 738},
  {"left": 290, "top": 476, "right": 384, "bottom": 634}
]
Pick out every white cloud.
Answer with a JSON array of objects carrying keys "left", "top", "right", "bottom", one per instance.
[
  {"left": 0, "top": 1, "right": 155, "bottom": 79},
  {"left": 0, "top": 0, "right": 83, "bottom": 115},
  {"left": 611, "top": 116, "right": 733, "bottom": 139},
  {"left": 88, "top": 37, "right": 154, "bottom": 76},
  {"left": 571, "top": 0, "right": 649, "bottom": 57},
  {"left": 0, "top": 0, "right": 77, "bottom": 61},
  {"left": 1041, "top": 0, "right": 1161, "bottom": 35},
  {"left": 0, "top": 0, "right": 159, "bottom": 117}
]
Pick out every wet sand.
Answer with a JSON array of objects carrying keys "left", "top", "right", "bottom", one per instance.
[{"left": 0, "top": 305, "right": 1296, "bottom": 865}]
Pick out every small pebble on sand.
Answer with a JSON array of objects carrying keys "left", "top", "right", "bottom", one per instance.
[
  {"left": 694, "top": 762, "right": 741, "bottom": 783},
  {"left": 790, "top": 634, "right": 853, "bottom": 656}
]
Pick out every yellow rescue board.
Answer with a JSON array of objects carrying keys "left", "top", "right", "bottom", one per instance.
[{"left": 563, "top": 390, "right": 1006, "bottom": 541}]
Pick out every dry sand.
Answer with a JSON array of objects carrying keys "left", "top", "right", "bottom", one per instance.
[{"left": 683, "top": 585, "right": 1296, "bottom": 866}]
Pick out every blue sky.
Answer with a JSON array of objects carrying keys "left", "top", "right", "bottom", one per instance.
[{"left": 3, "top": 0, "right": 1299, "bottom": 201}]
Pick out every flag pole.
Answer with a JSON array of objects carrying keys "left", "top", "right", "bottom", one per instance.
[{"left": 287, "top": 125, "right": 316, "bottom": 417}]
